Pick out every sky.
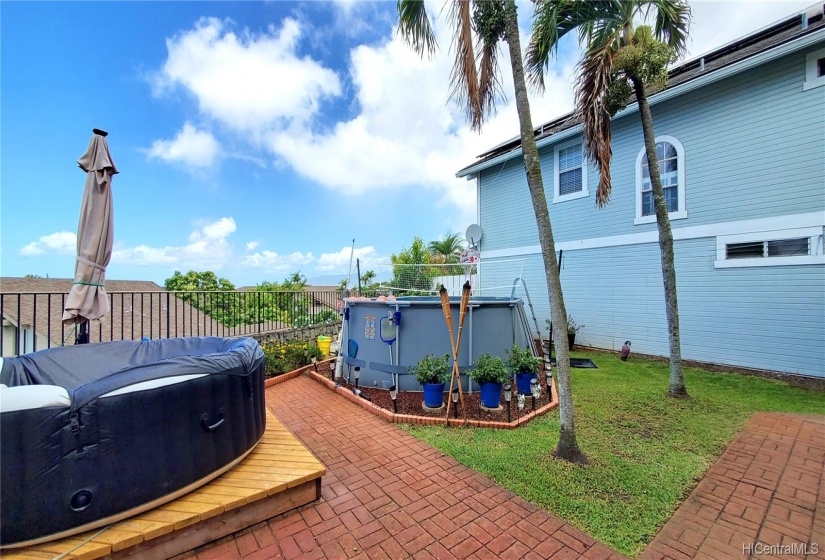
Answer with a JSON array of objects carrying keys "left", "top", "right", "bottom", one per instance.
[{"left": 0, "top": 0, "right": 812, "bottom": 287}]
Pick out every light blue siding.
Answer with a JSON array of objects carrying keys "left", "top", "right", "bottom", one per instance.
[
  {"left": 483, "top": 240, "right": 825, "bottom": 377},
  {"left": 479, "top": 44, "right": 825, "bottom": 251},
  {"left": 476, "top": 42, "right": 825, "bottom": 377},
  {"left": 478, "top": 159, "right": 540, "bottom": 252}
]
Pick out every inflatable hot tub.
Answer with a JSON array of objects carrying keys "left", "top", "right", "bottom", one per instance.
[{"left": 0, "top": 336, "right": 266, "bottom": 548}]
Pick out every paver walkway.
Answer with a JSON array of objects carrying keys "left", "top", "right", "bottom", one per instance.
[
  {"left": 186, "top": 376, "right": 623, "bottom": 560},
  {"left": 642, "top": 413, "right": 825, "bottom": 560}
]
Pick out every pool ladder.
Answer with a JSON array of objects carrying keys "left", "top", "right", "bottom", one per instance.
[{"left": 510, "top": 278, "right": 544, "bottom": 355}]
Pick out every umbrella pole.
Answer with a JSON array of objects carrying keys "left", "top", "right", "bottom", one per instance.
[{"left": 76, "top": 320, "right": 90, "bottom": 344}]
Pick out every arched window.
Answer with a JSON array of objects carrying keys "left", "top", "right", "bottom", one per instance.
[{"left": 635, "top": 136, "right": 686, "bottom": 225}]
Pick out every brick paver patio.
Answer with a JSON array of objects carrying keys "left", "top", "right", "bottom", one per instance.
[
  {"left": 643, "top": 413, "right": 824, "bottom": 560},
  {"left": 185, "top": 375, "right": 623, "bottom": 560},
  {"left": 184, "top": 377, "right": 823, "bottom": 560}
]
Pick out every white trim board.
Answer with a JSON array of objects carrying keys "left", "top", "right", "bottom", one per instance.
[
  {"left": 482, "top": 211, "right": 825, "bottom": 258},
  {"left": 457, "top": 30, "right": 825, "bottom": 179}
]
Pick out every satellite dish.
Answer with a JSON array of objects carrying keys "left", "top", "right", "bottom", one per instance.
[{"left": 465, "top": 224, "right": 483, "bottom": 247}]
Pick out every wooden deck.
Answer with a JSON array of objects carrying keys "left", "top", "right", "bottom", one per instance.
[{"left": 4, "top": 409, "right": 325, "bottom": 560}]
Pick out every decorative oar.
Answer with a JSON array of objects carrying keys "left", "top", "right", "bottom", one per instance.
[
  {"left": 439, "top": 283, "right": 470, "bottom": 425},
  {"left": 439, "top": 285, "right": 458, "bottom": 424},
  {"left": 453, "top": 281, "right": 471, "bottom": 424}
]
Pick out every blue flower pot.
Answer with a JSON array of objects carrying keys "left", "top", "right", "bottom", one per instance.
[
  {"left": 479, "top": 382, "right": 502, "bottom": 408},
  {"left": 515, "top": 372, "right": 537, "bottom": 395},
  {"left": 422, "top": 382, "right": 445, "bottom": 408}
]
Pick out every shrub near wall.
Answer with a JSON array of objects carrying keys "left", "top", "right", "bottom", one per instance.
[
  {"left": 255, "top": 323, "right": 340, "bottom": 346},
  {"left": 262, "top": 341, "right": 325, "bottom": 378}
]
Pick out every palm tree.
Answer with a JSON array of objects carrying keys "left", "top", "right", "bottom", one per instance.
[
  {"left": 428, "top": 231, "right": 465, "bottom": 264},
  {"left": 361, "top": 270, "right": 376, "bottom": 285},
  {"left": 398, "top": 0, "right": 587, "bottom": 463},
  {"left": 527, "top": 0, "right": 691, "bottom": 398}
]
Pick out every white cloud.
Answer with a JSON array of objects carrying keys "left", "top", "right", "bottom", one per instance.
[
  {"left": 241, "top": 250, "right": 314, "bottom": 273},
  {"left": 20, "top": 231, "right": 76, "bottom": 256},
  {"left": 147, "top": 122, "right": 220, "bottom": 168},
  {"left": 110, "top": 245, "right": 178, "bottom": 265},
  {"left": 246, "top": 241, "right": 260, "bottom": 252},
  {"left": 151, "top": 7, "right": 575, "bottom": 228},
  {"left": 190, "top": 217, "right": 237, "bottom": 241},
  {"left": 266, "top": 11, "right": 577, "bottom": 226},
  {"left": 113, "top": 217, "right": 236, "bottom": 270},
  {"left": 316, "top": 245, "right": 384, "bottom": 272},
  {"left": 154, "top": 17, "right": 340, "bottom": 134}
]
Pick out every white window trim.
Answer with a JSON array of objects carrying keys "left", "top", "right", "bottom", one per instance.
[
  {"left": 803, "top": 46, "right": 825, "bottom": 91},
  {"left": 634, "top": 135, "right": 687, "bottom": 225},
  {"left": 714, "top": 226, "right": 825, "bottom": 268},
  {"left": 553, "top": 139, "right": 588, "bottom": 203}
]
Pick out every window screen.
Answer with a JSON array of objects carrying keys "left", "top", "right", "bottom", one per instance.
[{"left": 558, "top": 145, "right": 583, "bottom": 196}]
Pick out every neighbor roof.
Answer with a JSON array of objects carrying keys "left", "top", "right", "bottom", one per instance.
[
  {"left": 457, "top": 3, "right": 825, "bottom": 177},
  {"left": 0, "top": 277, "right": 223, "bottom": 352}
]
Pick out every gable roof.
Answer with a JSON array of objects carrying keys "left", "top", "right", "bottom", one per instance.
[{"left": 457, "top": 3, "right": 825, "bottom": 177}]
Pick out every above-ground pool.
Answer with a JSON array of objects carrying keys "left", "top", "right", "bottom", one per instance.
[{"left": 340, "top": 296, "right": 536, "bottom": 392}]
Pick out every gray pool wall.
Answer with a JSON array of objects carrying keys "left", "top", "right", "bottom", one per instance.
[{"left": 341, "top": 296, "right": 536, "bottom": 392}]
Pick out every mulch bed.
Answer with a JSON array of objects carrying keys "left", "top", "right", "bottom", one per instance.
[{"left": 308, "top": 361, "right": 554, "bottom": 424}]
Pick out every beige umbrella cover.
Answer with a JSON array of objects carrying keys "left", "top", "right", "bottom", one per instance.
[{"left": 62, "top": 130, "right": 118, "bottom": 325}]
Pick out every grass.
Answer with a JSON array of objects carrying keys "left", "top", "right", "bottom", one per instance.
[{"left": 402, "top": 350, "right": 824, "bottom": 557}]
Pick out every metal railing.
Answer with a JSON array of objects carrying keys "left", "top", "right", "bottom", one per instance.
[{"left": 0, "top": 290, "right": 342, "bottom": 357}]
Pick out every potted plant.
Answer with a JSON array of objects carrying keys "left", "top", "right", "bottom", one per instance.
[
  {"left": 468, "top": 353, "right": 510, "bottom": 408},
  {"left": 410, "top": 353, "right": 451, "bottom": 409},
  {"left": 506, "top": 344, "right": 542, "bottom": 396},
  {"left": 567, "top": 315, "right": 584, "bottom": 349}
]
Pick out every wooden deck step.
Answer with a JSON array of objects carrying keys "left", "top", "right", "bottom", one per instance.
[{"left": 5, "top": 409, "right": 324, "bottom": 560}]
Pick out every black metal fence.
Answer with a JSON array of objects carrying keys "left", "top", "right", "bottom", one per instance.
[{"left": 0, "top": 290, "right": 342, "bottom": 357}]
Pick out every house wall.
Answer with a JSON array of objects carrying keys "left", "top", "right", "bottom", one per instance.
[{"left": 476, "top": 43, "right": 825, "bottom": 378}]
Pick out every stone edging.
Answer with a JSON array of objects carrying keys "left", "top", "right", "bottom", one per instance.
[{"left": 270, "top": 358, "right": 560, "bottom": 429}]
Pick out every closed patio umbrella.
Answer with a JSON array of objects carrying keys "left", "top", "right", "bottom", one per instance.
[{"left": 62, "top": 129, "right": 118, "bottom": 341}]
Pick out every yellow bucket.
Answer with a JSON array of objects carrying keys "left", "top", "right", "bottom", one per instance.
[{"left": 317, "top": 335, "right": 331, "bottom": 356}]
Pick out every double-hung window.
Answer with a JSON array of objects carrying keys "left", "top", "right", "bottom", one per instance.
[
  {"left": 553, "top": 140, "right": 588, "bottom": 203},
  {"left": 635, "top": 135, "right": 686, "bottom": 224}
]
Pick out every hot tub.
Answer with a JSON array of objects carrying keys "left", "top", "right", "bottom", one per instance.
[
  {"left": 340, "top": 296, "right": 535, "bottom": 391},
  {"left": 0, "top": 336, "right": 265, "bottom": 548}
]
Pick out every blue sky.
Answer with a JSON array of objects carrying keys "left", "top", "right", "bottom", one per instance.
[{"left": 1, "top": 0, "right": 810, "bottom": 287}]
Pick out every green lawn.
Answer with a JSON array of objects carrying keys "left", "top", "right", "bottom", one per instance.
[{"left": 402, "top": 351, "right": 824, "bottom": 557}]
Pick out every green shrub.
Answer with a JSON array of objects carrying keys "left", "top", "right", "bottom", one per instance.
[
  {"left": 262, "top": 340, "right": 325, "bottom": 376},
  {"left": 506, "top": 344, "right": 541, "bottom": 373},
  {"left": 410, "top": 353, "right": 451, "bottom": 385},
  {"left": 468, "top": 353, "right": 510, "bottom": 384}
]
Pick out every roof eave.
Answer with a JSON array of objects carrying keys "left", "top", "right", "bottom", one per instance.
[{"left": 456, "top": 27, "right": 825, "bottom": 179}]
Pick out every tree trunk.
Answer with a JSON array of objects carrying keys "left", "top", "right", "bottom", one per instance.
[
  {"left": 631, "top": 77, "right": 687, "bottom": 398},
  {"left": 504, "top": 2, "right": 587, "bottom": 464}
]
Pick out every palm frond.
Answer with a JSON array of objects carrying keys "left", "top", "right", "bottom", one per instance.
[
  {"left": 647, "top": 0, "right": 691, "bottom": 57},
  {"left": 526, "top": 0, "right": 619, "bottom": 91},
  {"left": 478, "top": 38, "right": 503, "bottom": 126},
  {"left": 575, "top": 28, "right": 623, "bottom": 207},
  {"left": 448, "top": 0, "right": 482, "bottom": 131},
  {"left": 397, "top": 0, "right": 437, "bottom": 57}
]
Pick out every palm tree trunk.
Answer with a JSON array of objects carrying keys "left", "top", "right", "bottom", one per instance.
[
  {"left": 631, "top": 77, "right": 687, "bottom": 398},
  {"left": 504, "top": 1, "right": 587, "bottom": 464}
]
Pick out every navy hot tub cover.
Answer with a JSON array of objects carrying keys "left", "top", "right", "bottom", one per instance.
[{"left": 0, "top": 336, "right": 266, "bottom": 548}]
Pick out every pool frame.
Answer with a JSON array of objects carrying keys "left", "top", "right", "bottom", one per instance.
[{"left": 339, "top": 296, "right": 537, "bottom": 392}]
